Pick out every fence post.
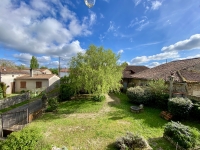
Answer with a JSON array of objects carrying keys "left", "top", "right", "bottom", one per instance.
[
  {"left": 1, "top": 114, "right": 3, "bottom": 137},
  {"left": 27, "top": 108, "right": 29, "bottom": 124}
]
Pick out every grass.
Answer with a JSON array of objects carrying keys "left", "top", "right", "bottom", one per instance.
[
  {"left": 0, "top": 89, "right": 59, "bottom": 114},
  {"left": 0, "top": 100, "right": 29, "bottom": 114},
  {"left": 10, "top": 93, "right": 200, "bottom": 150}
]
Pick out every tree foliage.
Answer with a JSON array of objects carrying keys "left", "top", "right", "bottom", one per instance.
[
  {"left": 16, "top": 64, "right": 26, "bottom": 70},
  {"left": 69, "top": 45, "right": 125, "bottom": 95},
  {"left": 40, "top": 66, "right": 48, "bottom": 69},
  {"left": 30, "top": 56, "right": 39, "bottom": 69},
  {"left": 0, "top": 59, "right": 16, "bottom": 68},
  {"left": 49, "top": 68, "right": 58, "bottom": 75}
]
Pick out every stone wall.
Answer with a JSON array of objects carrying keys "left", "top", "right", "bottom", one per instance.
[
  {"left": 187, "top": 95, "right": 200, "bottom": 102},
  {"left": 0, "top": 93, "right": 30, "bottom": 110}
]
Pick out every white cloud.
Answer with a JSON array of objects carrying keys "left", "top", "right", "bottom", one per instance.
[
  {"left": 134, "top": 0, "right": 142, "bottom": 6},
  {"left": 100, "top": 13, "right": 104, "bottom": 19},
  {"left": 117, "top": 49, "right": 124, "bottom": 54},
  {"left": 30, "top": 0, "right": 50, "bottom": 12},
  {"left": 0, "top": 0, "right": 92, "bottom": 59},
  {"left": 103, "top": 0, "right": 110, "bottom": 2},
  {"left": 162, "top": 34, "right": 200, "bottom": 51},
  {"left": 147, "top": 62, "right": 161, "bottom": 68},
  {"left": 89, "top": 10, "right": 97, "bottom": 26},
  {"left": 128, "top": 16, "right": 149, "bottom": 31},
  {"left": 14, "top": 53, "right": 32, "bottom": 61},
  {"left": 37, "top": 56, "right": 51, "bottom": 63},
  {"left": 13, "top": 53, "right": 52, "bottom": 66},
  {"left": 151, "top": 1, "right": 162, "bottom": 10},
  {"left": 108, "top": 21, "right": 115, "bottom": 32},
  {"left": 60, "top": 40, "right": 85, "bottom": 56},
  {"left": 131, "top": 51, "right": 179, "bottom": 64},
  {"left": 48, "top": 61, "right": 59, "bottom": 68}
]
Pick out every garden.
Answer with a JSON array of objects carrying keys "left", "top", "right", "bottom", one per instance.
[
  {"left": 1, "top": 46, "right": 200, "bottom": 150},
  {"left": 1, "top": 90, "right": 200, "bottom": 150}
]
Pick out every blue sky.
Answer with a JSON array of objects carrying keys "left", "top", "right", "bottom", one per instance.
[{"left": 0, "top": 0, "right": 200, "bottom": 68}]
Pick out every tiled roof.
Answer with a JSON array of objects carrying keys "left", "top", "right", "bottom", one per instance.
[
  {"left": 15, "top": 74, "right": 56, "bottom": 80},
  {"left": 60, "top": 68, "right": 69, "bottom": 72},
  {"left": 0, "top": 68, "right": 28, "bottom": 74},
  {"left": 179, "top": 70, "right": 200, "bottom": 83},
  {"left": 131, "top": 57, "right": 200, "bottom": 82},
  {"left": 123, "top": 65, "right": 149, "bottom": 78}
]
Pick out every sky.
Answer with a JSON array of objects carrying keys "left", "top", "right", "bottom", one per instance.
[{"left": 0, "top": 0, "right": 200, "bottom": 69}]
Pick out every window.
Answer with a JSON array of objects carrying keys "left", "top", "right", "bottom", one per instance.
[
  {"left": 20, "top": 81, "right": 26, "bottom": 88},
  {"left": 36, "top": 82, "right": 42, "bottom": 88}
]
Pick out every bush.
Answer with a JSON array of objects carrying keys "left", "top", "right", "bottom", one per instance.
[
  {"left": 59, "top": 76, "right": 75, "bottom": 101},
  {"left": 152, "top": 92, "right": 169, "bottom": 109},
  {"left": 0, "top": 82, "right": 8, "bottom": 98},
  {"left": 116, "top": 132, "right": 150, "bottom": 150},
  {"left": 190, "top": 102, "right": 200, "bottom": 121},
  {"left": 48, "top": 97, "right": 58, "bottom": 112},
  {"left": 146, "top": 79, "right": 169, "bottom": 109},
  {"left": 0, "top": 86, "right": 3, "bottom": 99},
  {"left": 0, "top": 127, "right": 42, "bottom": 150},
  {"left": 59, "top": 84, "right": 74, "bottom": 101},
  {"left": 164, "top": 121, "right": 200, "bottom": 149},
  {"left": 168, "top": 97, "right": 193, "bottom": 120},
  {"left": 126, "top": 86, "right": 146, "bottom": 104},
  {"left": 92, "top": 94, "right": 105, "bottom": 102},
  {"left": 20, "top": 90, "right": 26, "bottom": 94}
]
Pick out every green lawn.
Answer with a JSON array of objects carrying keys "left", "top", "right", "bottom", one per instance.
[{"left": 23, "top": 93, "right": 200, "bottom": 150}]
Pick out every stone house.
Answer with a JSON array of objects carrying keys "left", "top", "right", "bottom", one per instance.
[
  {"left": 122, "top": 65, "right": 149, "bottom": 90},
  {"left": 131, "top": 57, "right": 200, "bottom": 97}
]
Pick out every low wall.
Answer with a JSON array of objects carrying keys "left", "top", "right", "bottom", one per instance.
[
  {"left": 0, "top": 93, "right": 30, "bottom": 110},
  {"left": 187, "top": 95, "right": 200, "bottom": 102}
]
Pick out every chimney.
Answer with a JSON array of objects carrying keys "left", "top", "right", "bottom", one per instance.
[{"left": 30, "top": 68, "right": 33, "bottom": 77}]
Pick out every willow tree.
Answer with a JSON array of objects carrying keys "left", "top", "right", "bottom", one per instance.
[{"left": 69, "top": 45, "right": 125, "bottom": 96}]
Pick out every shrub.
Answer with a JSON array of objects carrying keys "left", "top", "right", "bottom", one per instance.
[
  {"left": 48, "top": 97, "right": 58, "bottom": 112},
  {"left": 0, "top": 127, "right": 43, "bottom": 150},
  {"left": 147, "top": 79, "right": 169, "bottom": 109},
  {"left": 59, "top": 84, "right": 74, "bottom": 101},
  {"left": 59, "top": 76, "right": 75, "bottom": 101},
  {"left": 126, "top": 86, "right": 145, "bottom": 104},
  {"left": 0, "top": 86, "right": 3, "bottom": 99},
  {"left": 116, "top": 132, "right": 150, "bottom": 150},
  {"left": 20, "top": 90, "right": 26, "bottom": 94},
  {"left": 142, "top": 87, "right": 156, "bottom": 106},
  {"left": 168, "top": 97, "right": 193, "bottom": 120},
  {"left": 92, "top": 94, "right": 105, "bottom": 102},
  {"left": 190, "top": 102, "right": 200, "bottom": 121},
  {"left": 0, "top": 82, "right": 8, "bottom": 98},
  {"left": 164, "top": 121, "right": 200, "bottom": 149}
]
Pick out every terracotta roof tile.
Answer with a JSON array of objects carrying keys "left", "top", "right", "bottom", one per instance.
[
  {"left": 123, "top": 65, "right": 149, "bottom": 78},
  {"left": 131, "top": 57, "right": 200, "bottom": 81},
  {"left": 179, "top": 70, "right": 200, "bottom": 83},
  {"left": 60, "top": 68, "right": 69, "bottom": 72},
  {"left": 15, "top": 74, "right": 56, "bottom": 80},
  {"left": 0, "top": 68, "right": 28, "bottom": 74}
]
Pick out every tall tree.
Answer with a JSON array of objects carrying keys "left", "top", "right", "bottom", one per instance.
[
  {"left": 0, "top": 59, "right": 16, "bottom": 68},
  {"left": 30, "top": 56, "right": 39, "bottom": 69},
  {"left": 69, "top": 45, "right": 126, "bottom": 95}
]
